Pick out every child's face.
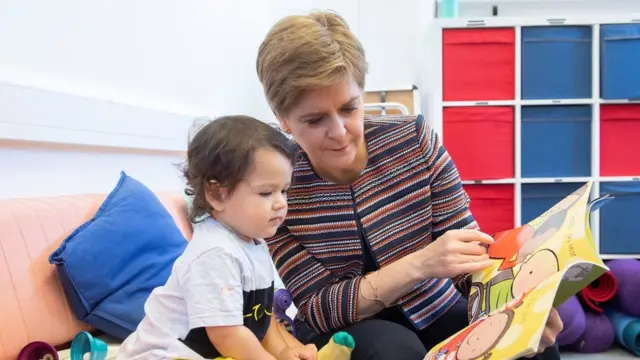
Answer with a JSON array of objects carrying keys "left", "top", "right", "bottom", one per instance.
[{"left": 213, "top": 148, "right": 293, "bottom": 240}]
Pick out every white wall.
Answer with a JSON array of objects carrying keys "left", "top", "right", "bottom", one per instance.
[
  {"left": 0, "top": 0, "right": 273, "bottom": 199},
  {"left": 268, "top": 0, "right": 434, "bottom": 92},
  {"left": 0, "top": 0, "right": 273, "bottom": 121},
  {"left": 3, "top": 0, "right": 637, "bottom": 199},
  {"left": 455, "top": 0, "right": 640, "bottom": 18},
  {"left": 0, "top": 0, "right": 435, "bottom": 199},
  {"left": 0, "top": 141, "right": 186, "bottom": 198}
]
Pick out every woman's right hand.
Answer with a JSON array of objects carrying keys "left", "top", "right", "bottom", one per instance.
[{"left": 416, "top": 229, "right": 495, "bottom": 279}]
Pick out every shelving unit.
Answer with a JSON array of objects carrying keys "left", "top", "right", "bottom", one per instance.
[
  {"left": 364, "top": 87, "right": 422, "bottom": 116},
  {"left": 429, "top": 14, "right": 640, "bottom": 259}
]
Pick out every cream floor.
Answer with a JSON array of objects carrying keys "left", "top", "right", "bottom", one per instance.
[{"left": 561, "top": 345, "right": 637, "bottom": 359}]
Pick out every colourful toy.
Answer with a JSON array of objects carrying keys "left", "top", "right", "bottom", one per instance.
[
  {"left": 17, "top": 341, "right": 58, "bottom": 360},
  {"left": 56, "top": 331, "right": 110, "bottom": 360},
  {"left": 212, "top": 331, "right": 355, "bottom": 360},
  {"left": 274, "top": 288, "right": 296, "bottom": 336},
  {"left": 317, "top": 331, "right": 355, "bottom": 360},
  {"left": 69, "top": 331, "right": 108, "bottom": 360},
  {"left": 272, "top": 288, "right": 354, "bottom": 358}
]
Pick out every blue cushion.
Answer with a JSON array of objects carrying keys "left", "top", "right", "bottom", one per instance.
[{"left": 49, "top": 171, "right": 188, "bottom": 339}]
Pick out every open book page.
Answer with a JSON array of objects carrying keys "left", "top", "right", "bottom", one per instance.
[
  {"left": 466, "top": 181, "right": 608, "bottom": 323},
  {"left": 425, "top": 182, "right": 613, "bottom": 360},
  {"left": 552, "top": 193, "right": 613, "bottom": 306},
  {"left": 425, "top": 270, "right": 566, "bottom": 360}
]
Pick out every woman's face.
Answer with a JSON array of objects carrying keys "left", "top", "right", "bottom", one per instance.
[{"left": 279, "top": 76, "right": 366, "bottom": 182}]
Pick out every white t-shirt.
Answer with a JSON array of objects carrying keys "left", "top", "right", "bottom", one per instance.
[
  {"left": 116, "top": 218, "right": 275, "bottom": 360},
  {"left": 182, "top": 192, "right": 286, "bottom": 290}
]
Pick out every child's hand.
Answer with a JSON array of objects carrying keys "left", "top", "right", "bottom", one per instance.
[{"left": 277, "top": 344, "right": 318, "bottom": 360}]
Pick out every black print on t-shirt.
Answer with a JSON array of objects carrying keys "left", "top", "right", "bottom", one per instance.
[{"left": 179, "top": 281, "right": 275, "bottom": 358}]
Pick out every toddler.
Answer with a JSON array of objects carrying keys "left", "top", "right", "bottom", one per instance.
[{"left": 117, "top": 115, "right": 323, "bottom": 359}]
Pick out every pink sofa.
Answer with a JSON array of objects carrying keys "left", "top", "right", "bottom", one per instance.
[{"left": 0, "top": 193, "right": 191, "bottom": 360}]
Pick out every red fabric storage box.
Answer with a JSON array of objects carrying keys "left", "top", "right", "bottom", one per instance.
[
  {"left": 600, "top": 105, "right": 640, "bottom": 176},
  {"left": 443, "top": 28, "right": 515, "bottom": 101},
  {"left": 443, "top": 106, "right": 514, "bottom": 180},
  {"left": 463, "top": 184, "right": 514, "bottom": 235}
]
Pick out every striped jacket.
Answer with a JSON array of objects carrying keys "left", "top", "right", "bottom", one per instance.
[{"left": 266, "top": 114, "right": 478, "bottom": 334}]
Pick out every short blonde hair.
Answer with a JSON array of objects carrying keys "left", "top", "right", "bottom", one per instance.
[{"left": 256, "top": 10, "right": 368, "bottom": 117}]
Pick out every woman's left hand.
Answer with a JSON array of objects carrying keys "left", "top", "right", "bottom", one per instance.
[{"left": 527, "top": 307, "right": 563, "bottom": 357}]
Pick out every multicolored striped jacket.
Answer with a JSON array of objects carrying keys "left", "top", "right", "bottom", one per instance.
[{"left": 266, "top": 114, "right": 478, "bottom": 334}]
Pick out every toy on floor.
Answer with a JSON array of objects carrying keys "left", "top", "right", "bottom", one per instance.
[
  {"left": 270, "top": 288, "right": 354, "bottom": 359},
  {"left": 213, "top": 331, "right": 355, "bottom": 360},
  {"left": 18, "top": 340, "right": 58, "bottom": 360},
  {"left": 274, "top": 288, "right": 296, "bottom": 336},
  {"left": 316, "top": 331, "right": 355, "bottom": 360},
  {"left": 56, "top": 331, "right": 111, "bottom": 360}
]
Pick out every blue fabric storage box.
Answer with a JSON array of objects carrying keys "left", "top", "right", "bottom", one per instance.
[
  {"left": 521, "top": 105, "right": 591, "bottom": 178},
  {"left": 600, "top": 24, "right": 640, "bottom": 100},
  {"left": 49, "top": 172, "right": 188, "bottom": 339},
  {"left": 599, "top": 181, "right": 640, "bottom": 254},
  {"left": 522, "top": 26, "right": 592, "bottom": 100},
  {"left": 521, "top": 183, "right": 587, "bottom": 225}
]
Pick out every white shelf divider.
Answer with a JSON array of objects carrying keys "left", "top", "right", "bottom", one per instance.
[
  {"left": 461, "top": 179, "right": 516, "bottom": 185},
  {"left": 436, "top": 14, "right": 640, "bottom": 29},
  {"left": 591, "top": 23, "right": 602, "bottom": 255},
  {"left": 442, "top": 100, "right": 516, "bottom": 107},
  {"left": 520, "top": 99, "right": 593, "bottom": 106},
  {"left": 514, "top": 25, "right": 522, "bottom": 227},
  {"left": 600, "top": 176, "right": 640, "bottom": 182},
  {"left": 520, "top": 177, "right": 595, "bottom": 184}
]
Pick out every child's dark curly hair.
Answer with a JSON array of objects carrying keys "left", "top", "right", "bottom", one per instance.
[{"left": 182, "top": 115, "right": 298, "bottom": 223}]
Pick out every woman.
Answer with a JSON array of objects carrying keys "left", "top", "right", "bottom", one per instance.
[{"left": 257, "top": 10, "right": 562, "bottom": 360}]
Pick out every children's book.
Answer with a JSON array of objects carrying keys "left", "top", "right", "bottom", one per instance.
[{"left": 424, "top": 181, "right": 614, "bottom": 360}]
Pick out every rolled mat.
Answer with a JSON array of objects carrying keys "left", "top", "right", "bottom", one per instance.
[
  {"left": 569, "top": 312, "right": 616, "bottom": 353},
  {"left": 579, "top": 271, "right": 618, "bottom": 313},
  {"left": 605, "top": 307, "right": 640, "bottom": 356},
  {"left": 18, "top": 341, "right": 58, "bottom": 360},
  {"left": 607, "top": 259, "right": 640, "bottom": 316},
  {"left": 556, "top": 295, "right": 586, "bottom": 347}
]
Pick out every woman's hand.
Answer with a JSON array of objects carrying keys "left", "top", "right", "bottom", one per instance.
[
  {"left": 526, "top": 308, "right": 563, "bottom": 358},
  {"left": 416, "top": 229, "right": 495, "bottom": 278}
]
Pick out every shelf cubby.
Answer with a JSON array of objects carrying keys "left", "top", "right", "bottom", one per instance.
[
  {"left": 521, "top": 182, "right": 587, "bottom": 224},
  {"left": 442, "top": 28, "right": 515, "bottom": 101},
  {"left": 463, "top": 184, "right": 515, "bottom": 235},
  {"left": 600, "top": 24, "right": 640, "bottom": 100},
  {"left": 600, "top": 104, "right": 640, "bottom": 176},
  {"left": 433, "top": 14, "right": 640, "bottom": 258},
  {"left": 521, "top": 26, "right": 593, "bottom": 100},
  {"left": 443, "top": 106, "right": 514, "bottom": 180},
  {"left": 599, "top": 181, "right": 640, "bottom": 254},
  {"left": 521, "top": 105, "right": 592, "bottom": 178}
]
